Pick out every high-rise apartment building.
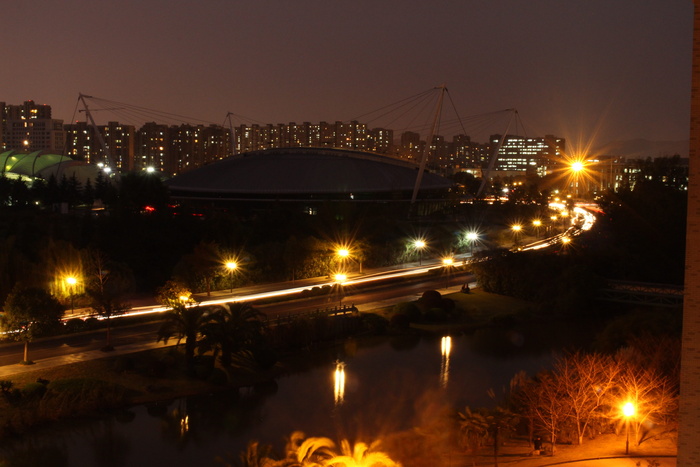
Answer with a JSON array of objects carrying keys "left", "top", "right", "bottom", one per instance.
[
  {"left": 489, "top": 134, "right": 565, "bottom": 176},
  {"left": 1, "top": 100, "right": 65, "bottom": 153},
  {"left": 136, "top": 122, "right": 171, "bottom": 173},
  {"left": 367, "top": 127, "right": 393, "bottom": 154},
  {"left": 64, "top": 121, "right": 136, "bottom": 170},
  {"left": 234, "top": 121, "right": 382, "bottom": 154},
  {"left": 170, "top": 124, "right": 231, "bottom": 174},
  {"left": 397, "top": 131, "right": 423, "bottom": 163}
]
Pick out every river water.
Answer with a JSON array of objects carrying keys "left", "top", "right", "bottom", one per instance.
[{"left": 0, "top": 328, "right": 565, "bottom": 466}]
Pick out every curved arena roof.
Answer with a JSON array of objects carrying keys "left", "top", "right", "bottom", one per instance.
[
  {"left": 166, "top": 147, "right": 452, "bottom": 200},
  {"left": 1, "top": 150, "right": 99, "bottom": 184}
]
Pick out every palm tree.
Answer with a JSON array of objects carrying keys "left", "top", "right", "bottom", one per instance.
[
  {"left": 157, "top": 303, "right": 209, "bottom": 371},
  {"left": 156, "top": 280, "right": 205, "bottom": 372},
  {"left": 198, "top": 302, "right": 267, "bottom": 369},
  {"left": 458, "top": 407, "right": 490, "bottom": 466},
  {"left": 323, "top": 439, "right": 400, "bottom": 467}
]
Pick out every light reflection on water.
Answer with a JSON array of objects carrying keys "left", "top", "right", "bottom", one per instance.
[{"left": 0, "top": 332, "right": 555, "bottom": 466}]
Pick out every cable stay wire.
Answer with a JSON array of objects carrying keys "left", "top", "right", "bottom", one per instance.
[{"left": 78, "top": 95, "right": 221, "bottom": 127}]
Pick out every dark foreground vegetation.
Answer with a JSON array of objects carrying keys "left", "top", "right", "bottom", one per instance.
[
  {"left": 0, "top": 156, "right": 688, "bottom": 464},
  {"left": 0, "top": 282, "right": 682, "bottom": 467}
]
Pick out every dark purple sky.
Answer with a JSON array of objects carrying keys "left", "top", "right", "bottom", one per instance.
[{"left": 2, "top": 0, "right": 693, "bottom": 151}]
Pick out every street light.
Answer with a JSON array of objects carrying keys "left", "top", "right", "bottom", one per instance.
[
  {"left": 442, "top": 257, "right": 454, "bottom": 289},
  {"left": 225, "top": 261, "right": 238, "bottom": 293},
  {"left": 569, "top": 161, "right": 585, "bottom": 197},
  {"left": 622, "top": 402, "right": 635, "bottom": 455},
  {"left": 334, "top": 273, "right": 347, "bottom": 306},
  {"left": 466, "top": 232, "right": 478, "bottom": 256},
  {"left": 511, "top": 224, "right": 522, "bottom": 247},
  {"left": 336, "top": 247, "right": 362, "bottom": 274},
  {"left": 66, "top": 276, "right": 77, "bottom": 314},
  {"left": 532, "top": 219, "right": 542, "bottom": 238},
  {"left": 414, "top": 240, "right": 426, "bottom": 265}
]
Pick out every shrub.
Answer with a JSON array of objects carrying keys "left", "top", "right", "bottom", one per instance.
[
  {"left": 84, "top": 317, "right": 100, "bottom": 329},
  {"left": 424, "top": 308, "right": 448, "bottom": 323},
  {"left": 361, "top": 313, "right": 389, "bottom": 334},
  {"left": 393, "top": 302, "right": 421, "bottom": 322},
  {"left": 64, "top": 318, "right": 86, "bottom": 333}
]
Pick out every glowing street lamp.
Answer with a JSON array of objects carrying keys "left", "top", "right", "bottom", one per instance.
[
  {"left": 225, "top": 261, "right": 238, "bottom": 293},
  {"left": 466, "top": 231, "right": 478, "bottom": 255},
  {"left": 336, "top": 247, "right": 362, "bottom": 274},
  {"left": 622, "top": 402, "right": 635, "bottom": 455},
  {"left": 66, "top": 276, "right": 77, "bottom": 314},
  {"left": 442, "top": 257, "right": 454, "bottom": 289},
  {"left": 414, "top": 239, "right": 426, "bottom": 265},
  {"left": 532, "top": 219, "right": 542, "bottom": 238},
  {"left": 569, "top": 161, "right": 586, "bottom": 197},
  {"left": 511, "top": 224, "right": 522, "bottom": 247},
  {"left": 334, "top": 273, "right": 347, "bottom": 306}
]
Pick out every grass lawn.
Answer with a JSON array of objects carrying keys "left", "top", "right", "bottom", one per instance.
[{"left": 445, "top": 287, "right": 534, "bottom": 322}]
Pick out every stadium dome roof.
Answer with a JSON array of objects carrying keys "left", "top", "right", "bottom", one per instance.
[
  {"left": 166, "top": 147, "right": 452, "bottom": 200},
  {"left": 1, "top": 150, "right": 100, "bottom": 184}
]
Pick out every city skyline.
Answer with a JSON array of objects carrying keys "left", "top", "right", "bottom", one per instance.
[{"left": 0, "top": 1, "right": 692, "bottom": 152}]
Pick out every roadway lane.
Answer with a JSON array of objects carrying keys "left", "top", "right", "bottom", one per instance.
[{"left": 0, "top": 271, "right": 472, "bottom": 367}]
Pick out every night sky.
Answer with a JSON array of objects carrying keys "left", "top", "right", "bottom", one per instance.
[{"left": 1, "top": 0, "right": 693, "bottom": 150}]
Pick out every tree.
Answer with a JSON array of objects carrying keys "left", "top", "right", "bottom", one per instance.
[
  {"left": 173, "top": 241, "right": 224, "bottom": 296},
  {"left": 458, "top": 407, "right": 490, "bottom": 465},
  {"left": 156, "top": 280, "right": 206, "bottom": 369},
  {"left": 198, "top": 302, "right": 267, "bottom": 370},
  {"left": 85, "top": 249, "right": 133, "bottom": 351},
  {"left": 458, "top": 400, "right": 519, "bottom": 467},
  {"left": 613, "top": 357, "right": 679, "bottom": 445},
  {"left": 157, "top": 303, "right": 209, "bottom": 373},
  {"left": 554, "top": 352, "right": 621, "bottom": 445},
  {"left": 517, "top": 371, "right": 568, "bottom": 453},
  {"left": 1, "top": 286, "right": 64, "bottom": 363}
]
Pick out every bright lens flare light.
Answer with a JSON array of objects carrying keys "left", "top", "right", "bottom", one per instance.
[
  {"left": 337, "top": 248, "right": 350, "bottom": 258},
  {"left": 440, "top": 336, "right": 451, "bottom": 388},
  {"left": 623, "top": 402, "right": 635, "bottom": 417},
  {"left": 334, "top": 273, "right": 347, "bottom": 283},
  {"left": 442, "top": 257, "right": 454, "bottom": 266},
  {"left": 334, "top": 361, "right": 346, "bottom": 405},
  {"left": 66, "top": 277, "right": 77, "bottom": 286},
  {"left": 225, "top": 261, "right": 237, "bottom": 271},
  {"left": 571, "top": 161, "right": 584, "bottom": 172}
]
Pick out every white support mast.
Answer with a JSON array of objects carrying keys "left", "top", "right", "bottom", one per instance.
[
  {"left": 78, "top": 94, "right": 116, "bottom": 171},
  {"left": 410, "top": 85, "right": 447, "bottom": 205},
  {"left": 475, "top": 109, "right": 517, "bottom": 199},
  {"left": 224, "top": 112, "right": 237, "bottom": 157}
]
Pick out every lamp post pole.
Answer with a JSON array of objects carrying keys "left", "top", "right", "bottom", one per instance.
[
  {"left": 225, "top": 262, "right": 237, "bottom": 293},
  {"left": 66, "top": 277, "right": 77, "bottom": 314},
  {"left": 623, "top": 402, "right": 635, "bottom": 455},
  {"left": 414, "top": 240, "right": 426, "bottom": 266}
]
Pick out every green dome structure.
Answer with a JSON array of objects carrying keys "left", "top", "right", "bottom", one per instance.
[{"left": 0, "top": 150, "right": 100, "bottom": 184}]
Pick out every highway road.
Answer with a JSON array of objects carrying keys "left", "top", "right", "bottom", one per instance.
[
  {"left": 0, "top": 268, "right": 473, "bottom": 367},
  {"left": 0, "top": 201, "right": 595, "bottom": 368}
]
